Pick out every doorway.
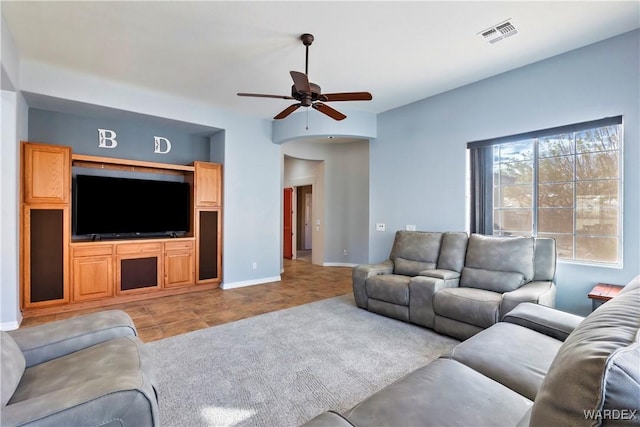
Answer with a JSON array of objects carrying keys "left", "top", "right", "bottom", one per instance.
[{"left": 283, "top": 187, "right": 294, "bottom": 259}]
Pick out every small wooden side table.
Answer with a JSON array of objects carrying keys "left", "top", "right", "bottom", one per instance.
[{"left": 587, "top": 283, "right": 624, "bottom": 311}]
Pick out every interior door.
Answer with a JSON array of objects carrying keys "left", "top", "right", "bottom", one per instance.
[{"left": 283, "top": 187, "right": 293, "bottom": 259}]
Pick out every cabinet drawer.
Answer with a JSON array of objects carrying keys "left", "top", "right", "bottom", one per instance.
[
  {"left": 116, "top": 242, "right": 162, "bottom": 255},
  {"left": 164, "top": 240, "right": 194, "bottom": 251},
  {"left": 72, "top": 245, "right": 113, "bottom": 258}
]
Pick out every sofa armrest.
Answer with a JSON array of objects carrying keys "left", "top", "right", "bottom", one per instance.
[
  {"left": 8, "top": 310, "right": 137, "bottom": 367},
  {"left": 408, "top": 275, "right": 460, "bottom": 329},
  {"left": 502, "top": 302, "right": 584, "bottom": 341},
  {"left": 301, "top": 411, "right": 355, "bottom": 427},
  {"left": 419, "top": 269, "right": 461, "bottom": 280},
  {"left": 352, "top": 260, "right": 394, "bottom": 309},
  {"left": 500, "top": 280, "right": 557, "bottom": 319}
]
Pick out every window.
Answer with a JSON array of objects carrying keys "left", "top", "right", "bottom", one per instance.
[{"left": 468, "top": 116, "right": 622, "bottom": 265}]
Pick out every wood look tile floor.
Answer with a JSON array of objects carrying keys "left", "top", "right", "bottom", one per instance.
[{"left": 20, "top": 258, "right": 353, "bottom": 342}]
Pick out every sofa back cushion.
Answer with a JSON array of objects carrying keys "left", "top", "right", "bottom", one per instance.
[
  {"left": 530, "top": 276, "right": 640, "bottom": 426},
  {"left": 390, "top": 231, "right": 443, "bottom": 276},
  {"left": 436, "top": 232, "right": 468, "bottom": 273},
  {"left": 1, "top": 331, "right": 26, "bottom": 406},
  {"left": 461, "top": 234, "right": 535, "bottom": 293},
  {"left": 533, "top": 238, "right": 556, "bottom": 281}
]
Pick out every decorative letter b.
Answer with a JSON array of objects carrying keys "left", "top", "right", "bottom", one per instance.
[
  {"left": 154, "top": 136, "right": 172, "bottom": 154},
  {"left": 98, "top": 129, "right": 118, "bottom": 149}
]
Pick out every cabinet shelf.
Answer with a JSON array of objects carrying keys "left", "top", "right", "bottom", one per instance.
[{"left": 72, "top": 153, "right": 194, "bottom": 176}]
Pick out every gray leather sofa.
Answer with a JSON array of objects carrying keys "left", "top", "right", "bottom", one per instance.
[
  {"left": 303, "top": 275, "right": 640, "bottom": 426},
  {"left": 1, "top": 310, "right": 158, "bottom": 427},
  {"left": 353, "top": 231, "right": 557, "bottom": 339}
]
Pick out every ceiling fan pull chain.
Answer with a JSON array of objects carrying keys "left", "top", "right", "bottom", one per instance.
[{"left": 306, "top": 109, "right": 309, "bottom": 130}]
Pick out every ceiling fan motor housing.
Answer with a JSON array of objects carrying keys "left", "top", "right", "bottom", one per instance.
[{"left": 291, "top": 82, "right": 322, "bottom": 105}]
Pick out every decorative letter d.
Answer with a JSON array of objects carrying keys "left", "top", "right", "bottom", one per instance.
[{"left": 154, "top": 136, "right": 172, "bottom": 154}]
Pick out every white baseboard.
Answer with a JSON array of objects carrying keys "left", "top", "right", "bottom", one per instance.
[
  {"left": 221, "top": 275, "right": 282, "bottom": 290},
  {"left": 323, "top": 262, "right": 358, "bottom": 267},
  {"left": 1, "top": 315, "right": 22, "bottom": 331}
]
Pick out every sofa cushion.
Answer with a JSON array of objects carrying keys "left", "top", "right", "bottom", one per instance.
[
  {"left": 461, "top": 266, "right": 525, "bottom": 294},
  {"left": 533, "top": 238, "right": 556, "bottom": 281},
  {"left": 389, "top": 231, "right": 443, "bottom": 275},
  {"left": 436, "top": 232, "right": 468, "bottom": 272},
  {"left": 448, "top": 322, "right": 562, "bottom": 401},
  {"left": 530, "top": 277, "right": 640, "bottom": 426},
  {"left": 343, "top": 359, "right": 532, "bottom": 427},
  {"left": 461, "top": 234, "right": 535, "bottom": 293},
  {"left": 394, "top": 257, "right": 436, "bottom": 276},
  {"left": 366, "top": 274, "right": 410, "bottom": 305},
  {"left": 1, "top": 332, "right": 25, "bottom": 407},
  {"left": 433, "top": 287, "right": 502, "bottom": 328}
]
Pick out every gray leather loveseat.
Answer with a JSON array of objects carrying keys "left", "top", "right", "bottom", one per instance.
[
  {"left": 353, "top": 231, "right": 557, "bottom": 339},
  {"left": 1, "top": 310, "right": 158, "bottom": 427},
  {"left": 303, "top": 275, "right": 640, "bottom": 426}
]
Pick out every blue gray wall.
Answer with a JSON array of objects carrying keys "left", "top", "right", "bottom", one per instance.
[
  {"left": 372, "top": 30, "right": 640, "bottom": 315},
  {"left": 28, "top": 108, "right": 215, "bottom": 164}
]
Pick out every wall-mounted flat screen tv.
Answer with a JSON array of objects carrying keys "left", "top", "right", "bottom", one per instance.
[{"left": 73, "top": 174, "right": 190, "bottom": 238}]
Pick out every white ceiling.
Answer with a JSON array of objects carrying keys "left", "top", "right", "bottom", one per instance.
[{"left": 2, "top": 1, "right": 639, "bottom": 122}]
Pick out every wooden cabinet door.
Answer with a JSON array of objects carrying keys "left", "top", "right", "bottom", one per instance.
[
  {"left": 194, "top": 162, "right": 222, "bottom": 207},
  {"left": 72, "top": 256, "right": 114, "bottom": 301},
  {"left": 196, "top": 209, "right": 221, "bottom": 284},
  {"left": 115, "top": 241, "right": 163, "bottom": 295},
  {"left": 71, "top": 245, "right": 114, "bottom": 302},
  {"left": 23, "top": 142, "right": 71, "bottom": 204},
  {"left": 164, "top": 251, "right": 195, "bottom": 287},
  {"left": 23, "top": 205, "right": 70, "bottom": 308}
]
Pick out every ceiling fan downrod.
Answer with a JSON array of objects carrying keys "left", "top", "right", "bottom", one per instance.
[{"left": 301, "top": 33, "right": 314, "bottom": 76}]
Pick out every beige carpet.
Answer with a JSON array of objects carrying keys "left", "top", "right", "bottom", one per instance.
[{"left": 147, "top": 294, "right": 458, "bottom": 427}]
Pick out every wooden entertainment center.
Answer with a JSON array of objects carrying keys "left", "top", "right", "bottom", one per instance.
[{"left": 21, "top": 141, "right": 223, "bottom": 317}]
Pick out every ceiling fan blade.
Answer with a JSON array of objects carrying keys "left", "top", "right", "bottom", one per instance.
[
  {"left": 237, "top": 93, "right": 295, "bottom": 100},
  {"left": 320, "top": 92, "right": 373, "bottom": 102},
  {"left": 312, "top": 102, "right": 346, "bottom": 121},
  {"left": 290, "top": 71, "right": 311, "bottom": 94},
  {"left": 274, "top": 103, "right": 302, "bottom": 120}
]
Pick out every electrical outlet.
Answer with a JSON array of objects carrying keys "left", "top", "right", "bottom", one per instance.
[
  {"left": 252, "top": 262, "right": 257, "bottom": 269},
  {"left": 376, "top": 223, "right": 386, "bottom": 232},
  {"left": 406, "top": 224, "right": 416, "bottom": 231},
  {"left": 343, "top": 249, "right": 348, "bottom": 256}
]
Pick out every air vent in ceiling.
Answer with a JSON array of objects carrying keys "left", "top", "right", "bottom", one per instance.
[{"left": 479, "top": 19, "right": 518, "bottom": 44}]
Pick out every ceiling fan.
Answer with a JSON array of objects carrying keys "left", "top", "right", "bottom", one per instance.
[{"left": 237, "top": 33, "right": 373, "bottom": 121}]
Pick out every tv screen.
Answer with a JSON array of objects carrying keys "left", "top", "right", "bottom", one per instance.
[{"left": 74, "top": 174, "right": 190, "bottom": 237}]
